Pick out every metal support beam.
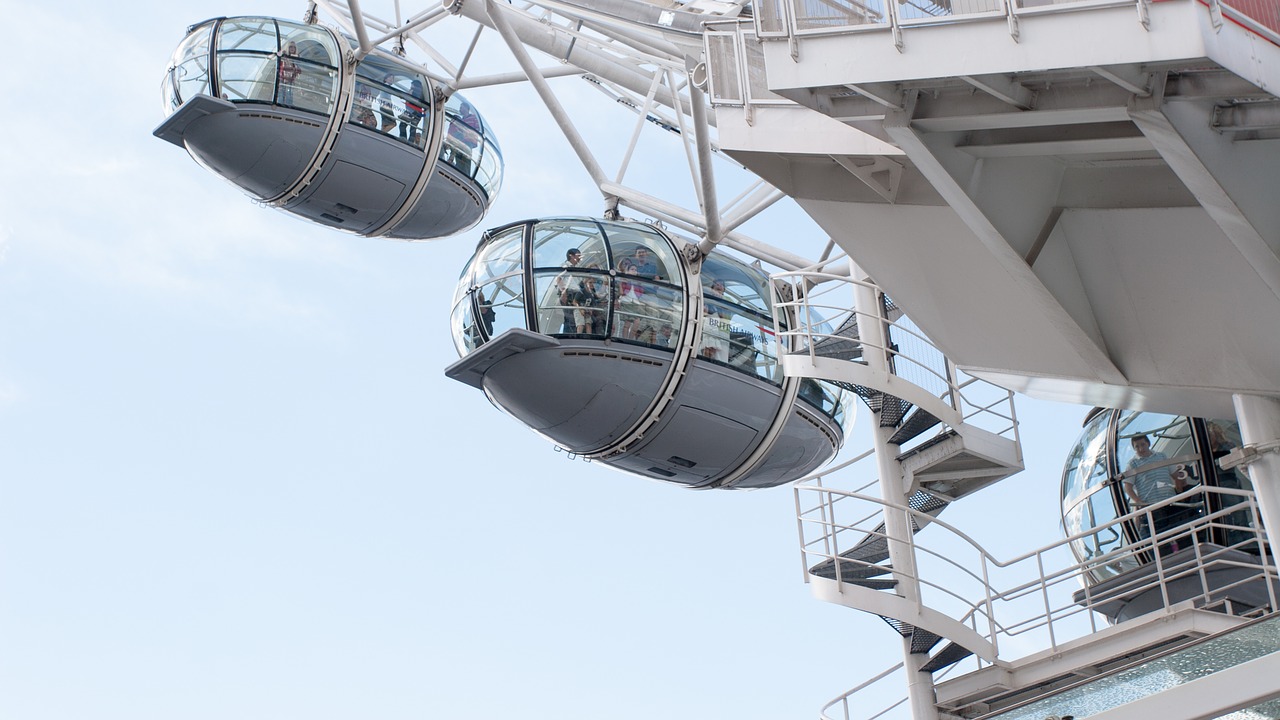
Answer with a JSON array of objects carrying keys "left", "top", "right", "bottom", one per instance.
[
  {"left": 452, "top": 0, "right": 696, "bottom": 118},
  {"left": 346, "top": 0, "right": 376, "bottom": 58},
  {"left": 1089, "top": 65, "right": 1151, "bottom": 97},
  {"left": 959, "top": 74, "right": 1035, "bottom": 111},
  {"left": 486, "top": 0, "right": 610, "bottom": 190},
  {"left": 881, "top": 98, "right": 1128, "bottom": 385},
  {"left": 720, "top": 185, "right": 785, "bottom": 235},
  {"left": 832, "top": 156, "right": 902, "bottom": 203},
  {"left": 454, "top": 66, "right": 585, "bottom": 89},
  {"left": 1128, "top": 81, "right": 1280, "bottom": 305},
  {"left": 853, "top": 273, "right": 942, "bottom": 720},
  {"left": 690, "top": 82, "right": 724, "bottom": 256},
  {"left": 1233, "top": 394, "right": 1280, "bottom": 574}
]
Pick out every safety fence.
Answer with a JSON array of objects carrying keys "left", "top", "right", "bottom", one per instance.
[
  {"left": 772, "top": 269, "right": 1019, "bottom": 446},
  {"left": 796, "top": 478, "right": 1275, "bottom": 671},
  {"left": 705, "top": 0, "right": 1279, "bottom": 109}
]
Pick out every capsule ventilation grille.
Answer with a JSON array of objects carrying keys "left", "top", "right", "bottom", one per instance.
[
  {"left": 561, "top": 350, "right": 664, "bottom": 368},
  {"left": 238, "top": 112, "right": 324, "bottom": 130},
  {"left": 797, "top": 410, "right": 838, "bottom": 446}
]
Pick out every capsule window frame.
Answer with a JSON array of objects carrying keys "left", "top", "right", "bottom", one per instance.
[
  {"left": 207, "top": 17, "right": 341, "bottom": 116},
  {"left": 351, "top": 52, "right": 432, "bottom": 147},
  {"left": 1059, "top": 410, "right": 1262, "bottom": 577}
]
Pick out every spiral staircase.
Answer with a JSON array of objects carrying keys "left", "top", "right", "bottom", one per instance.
[{"left": 774, "top": 270, "right": 1024, "bottom": 680}]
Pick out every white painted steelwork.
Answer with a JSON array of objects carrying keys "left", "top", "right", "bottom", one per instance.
[{"left": 152, "top": 1, "right": 1280, "bottom": 718}]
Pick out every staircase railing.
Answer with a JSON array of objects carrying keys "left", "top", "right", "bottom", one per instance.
[
  {"left": 706, "top": 0, "right": 1279, "bottom": 105},
  {"left": 772, "top": 268, "right": 1019, "bottom": 444},
  {"left": 727, "top": 0, "right": 1274, "bottom": 51},
  {"left": 796, "top": 479, "right": 1276, "bottom": 667},
  {"left": 818, "top": 661, "right": 907, "bottom": 720}
]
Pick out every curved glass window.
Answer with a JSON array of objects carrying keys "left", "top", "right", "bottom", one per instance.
[
  {"left": 532, "top": 219, "right": 608, "bottom": 270},
  {"left": 702, "top": 296, "right": 780, "bottom": 382},
  {"left": 476, "top": 134, "right": 503, "bottom": 200},
  {"left": 451, "top": 295, "right": 479, "bottom": 355},
  {"left": 1062, "top": 410, "right": 1111, "bottom": 509},
  {"left": 611, "top": 279, "right": 682, "bottom": 347},
  {"left": 701, "top": 253, "right": 773, "bottom": 316},
  {"left": 603, "top": 223, "right": 679, "bottom": 282},
  {"left": 534, "top": 272, "right": 613, "bottom": 337},
  {"left": 164, "top": 21, "right": 215, "bottom": 113},
  {"left": 700, "top": 251, "right": 781, "bottom": 383},
  {"left": 474, "top": 227, "right": 524, "bottom": 286},
  {"left": 213, "top": 18, "right": 339, "bottom": 114},
  {"left": 476, "top": 275, "right": 526, "bottom": 341},
  {"left": 280, "top": 23, "right": 338, "bottom": 65},
  {"left": 798, "top": 379, "right": 850, "bottom": 426},
  {"left": 217, "top": 17, "right": 279, "bottom": 53},
  {"left": 531, "top": 220, "right": 615, "bottom": 339},
  {"left": 440, "top": 94, "right": 502, "bottom": 199},
  {"left": 217, "top": 53, "right": 277, "bottom": 103},
  {"left": 1115, "top": 412, "right": 1203, "bottom": 546},
  {"left": 1115, "top": 412, "right": 1199, "bottom": 509},
  {"left": 1205, "top": 418, "right": 1257, "bottom": 545},
  {"left": 1066, "top": 487, "right": 1129, "bottom": 582},
  {"left": 353, "top": 54, "right": 429, "bottom": 146}
]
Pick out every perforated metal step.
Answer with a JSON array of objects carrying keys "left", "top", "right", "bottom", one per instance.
[
  {"left": 807, "top": 491, "right": 952, "bottom": 580},
  {"left": 881, "top": 617, "right": 945, "bottom": 654},
  {"left": 888, "top": 408, "right": 941, "bottom": 445},
  {"left": 920, "top": 641, "right": 975, "bottom": 673}
]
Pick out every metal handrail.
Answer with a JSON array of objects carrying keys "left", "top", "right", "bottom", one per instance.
[
  {"left": 818, "top": 661, "right": 907, "bottom": 720},
  {"left": 702, "top": 0, "right": 1278, "bottom": 108},
  {"left": 796, "top": 481, "right": 1275, "bottom": 666},
  {"left": 772, "top": 270, "right": 1019, "bottom": 443}
]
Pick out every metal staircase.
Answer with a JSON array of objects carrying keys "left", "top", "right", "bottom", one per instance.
[{"left": 774, "top": 267, "right": 1024, "bottom": 681}]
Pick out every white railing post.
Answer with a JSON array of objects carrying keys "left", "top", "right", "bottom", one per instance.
[
  {"left": 944, "top": 356, "right": 961, "bottom": 414},
  {"left": 1005, "top": 0, "right": 1021, "bottom": 42},
  {"left": 886, "top": 0, "right": 905, "bottom": 51}
]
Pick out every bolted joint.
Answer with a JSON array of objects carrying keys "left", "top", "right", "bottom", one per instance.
[
  {"left": 682, "top": 242, "right": 703, "bottom": 264},
  {"left": 1219, "top": 441, "right": 1280, "bottom": 471}
]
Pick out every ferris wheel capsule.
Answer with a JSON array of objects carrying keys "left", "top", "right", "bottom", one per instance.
[
  {"left": 445, "top": 217, "right": 853, "bottom": 489},
  {"left": 154, "top": 16, "right": 502, "bottom": 240}
]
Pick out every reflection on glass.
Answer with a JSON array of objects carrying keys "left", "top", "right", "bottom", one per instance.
[
  {"left": 1116, "top": 413, "right": 1197, "bottom": 530},
  {"left": 474, "top": 228, "right": 523, "bottom": 285},
  {"left": 279, "top": 22, "right": 339, "bottom": 65},
  {"left": 218, "top": 18, "right": 278, "bottom": 53},
  {"left": 798, "top": 379, "right": 848, "bottom": 425},
  {"left": 477, "top": 137, "right": 503, "bottom": 199},
  {"left": 1206, "top": 418, "right": 1257, "bottom": 546},
  {"left": 534, "top": 272, "right": 613, "bottom": 338},
  {"left": 451, "top": 298, "right": 478, "bottom": 355},
  {"left": 443, "top": 99, "right": 482, "bottom": 176},
  {"left": 207, "top": 18, "right": 338, "bottom": 115},
  {"left": 476, "top": 277, "right": 525, "bottom": 341},
  {"left": 284, "top": 64, "right": 338, "bottom": 114},
  {"left": 1062, "top": 411, "right": 1111, "bottom": 508},
  {"left": 438, "top": 93, "right": 501, "bottom": 196},
  {"left": 533, "top": 220, "right": 607, "bottom": 270},
  {"left": 167, "top": 24, "right": 214, "bottom": 111},
  {"left": 604, "top": 223, "right": 678, "bottom": 281},
  {"left": 701, "top": 298, "right": 780, "bottom": 382},
  {"left": 218, "top": 55, "right": 275, "bottom": 102},
  {"left": 701, "top": 252, "right": 774, "bottom": 315},
  {"left": 1116, "top": 412, "right": 1194, "bottom": 471},
  {"left": 619, "top": 282, "right": 681, "bottom": 347},
  {"left": 1067, "top": 489, "right": 1129, "bottom": 582}
]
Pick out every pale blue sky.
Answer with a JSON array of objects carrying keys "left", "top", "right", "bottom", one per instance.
[{"left": 0, "top": 2, "right": 1088, "bottom": 719}]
